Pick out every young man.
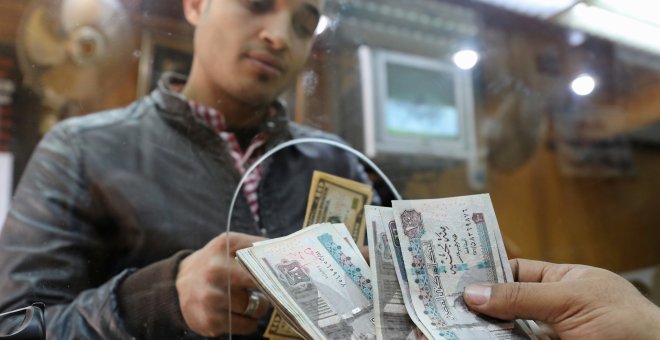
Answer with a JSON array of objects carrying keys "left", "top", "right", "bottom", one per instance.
[{"left": 0, "top": 0, "right": 372, "bottom": 338}]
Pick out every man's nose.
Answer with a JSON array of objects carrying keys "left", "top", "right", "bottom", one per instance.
[{"left": 259, "top": 13, "right": 292, "bottom": 51}]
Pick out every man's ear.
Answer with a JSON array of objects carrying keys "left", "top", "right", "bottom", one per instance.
[{"left": 182, "top": 0, "right": 207, "bottom": 26}]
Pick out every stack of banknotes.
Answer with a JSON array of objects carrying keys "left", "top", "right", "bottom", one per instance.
[{"left": 237, "top": 193, "right": 538, "bottom": 339}]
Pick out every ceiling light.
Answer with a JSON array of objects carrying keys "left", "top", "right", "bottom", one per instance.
[
  {"left": 453, "top": 50, "right": 480, "bottom": 70},
  {"left": 567, "top": 30, "right": 586, "bottom": 46},
  {"left": 571, "top": 74, "right": 596, "bottom": 96}
]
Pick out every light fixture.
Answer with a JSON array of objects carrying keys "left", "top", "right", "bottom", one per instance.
[
  {"left": 592, "top": 0, "right": 660, "bottom": 27},
  {"left": 567, "top": 30, "right": 586, "bottom": 47},
  {"left": 555, "top": 3, "right": 660, "bottom": 56},
  {"left": 453, "top": 50, "right": 480, "bottom": 70},
  {"left": 571, "top": 74, "right": 596, "bottom": 96}
]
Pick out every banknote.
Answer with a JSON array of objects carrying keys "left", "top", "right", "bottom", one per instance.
[
  {"left": 264, "top": 313, "right": 302, "bottom": 340},
  {"left": 303, "top": 170, "right": 373, "bottom": 244},
  {"left": 392, "top": 194, "right": 516, "bottom": 338},
  {"left": 265, "top": 171, "right": 373, "bottom": 339},
  {"left": 365, "top": 205, "right": 430, "bottom": 340},
  {"left": 237, "top": 223, "right": 376, "bottom": 340}
]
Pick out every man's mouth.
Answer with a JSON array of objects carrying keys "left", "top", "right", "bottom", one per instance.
[{"left": 245, "top": 52, "right": 285, "bottom": 78}]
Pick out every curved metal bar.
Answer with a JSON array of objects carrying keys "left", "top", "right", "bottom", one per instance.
[
  {"left": 226, "top": 138, "right": 401, "bottom": 338},
  {"left": 0, "top": 303, "right": 45, "bottom": 340},
  {"left": 226, "top": 137, "right": 401, "bottom": 235}
]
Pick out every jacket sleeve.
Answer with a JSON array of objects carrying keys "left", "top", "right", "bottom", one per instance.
[{"left": 0, "top": 122, "right": 194, "bottom": 339}]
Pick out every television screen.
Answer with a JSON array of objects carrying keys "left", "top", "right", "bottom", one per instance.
[{"left": 384, "top": 62, "right": 460, "bottom": 140}]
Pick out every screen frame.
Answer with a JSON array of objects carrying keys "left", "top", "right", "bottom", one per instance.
[{"left": 359, "top": 46, "right": 477, "bottom": 160}]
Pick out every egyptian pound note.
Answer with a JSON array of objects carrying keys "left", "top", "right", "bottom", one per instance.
[
  {"left": 366, "top": 205, "right": 431, "bottom": 340},
  {"left": 238, "top": 224, "right": 376, "bottom": 340},
  {"left": 392, "top": 194, "right": 515, "bottom": 339}
]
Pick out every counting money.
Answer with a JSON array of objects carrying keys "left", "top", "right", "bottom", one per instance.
[
  {"left": 265, "top": 171, "right": 373, "bottom": 339},
  {"left": 238, "top": 224, "right": 375, "bottom": 340}
]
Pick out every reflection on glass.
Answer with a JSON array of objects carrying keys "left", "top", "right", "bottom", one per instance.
[{"left": 0, "top": 0, "right": 659, "bottom": 339}]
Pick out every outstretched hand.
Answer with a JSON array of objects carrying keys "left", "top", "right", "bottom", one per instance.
[
  {"left": 176, "top": 232, "right": 271, "bottom": 337},
  {"left": 463, "top": 259, "right": 660, "bottom": 340}
]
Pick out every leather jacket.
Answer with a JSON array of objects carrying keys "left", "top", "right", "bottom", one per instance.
[{"left": 0, "top": 74, "right": 374, "bottom": 339}]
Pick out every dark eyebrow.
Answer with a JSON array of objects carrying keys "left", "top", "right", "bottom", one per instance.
[{"left": 301, "top": 3, "right": 320, "bottom": 22}]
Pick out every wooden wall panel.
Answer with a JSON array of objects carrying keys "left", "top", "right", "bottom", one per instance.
[
  {"left": 0, "top": 1, "right": 28, "bottom": 44},
  {"left": 416, "top": 144, "right": 660, "bottom": 273}
]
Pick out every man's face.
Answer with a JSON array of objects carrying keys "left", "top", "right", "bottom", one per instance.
[{"left": 190, "top": 0, "right": 322, "bottom": 105}]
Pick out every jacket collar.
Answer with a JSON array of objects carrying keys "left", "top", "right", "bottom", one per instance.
[
  {"left": 149, "top": 72, "right": 292, "bottom": 143},
  {"left": 149, "top": 72, "right": 336, "bottom": 158}
]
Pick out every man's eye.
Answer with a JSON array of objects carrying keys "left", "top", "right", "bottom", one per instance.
[
  {"left": 295, "top": 13, "right": 319, "bottom": 38},
  {"left": 244, "top": 0, "right": 273, "bottom": 13}
]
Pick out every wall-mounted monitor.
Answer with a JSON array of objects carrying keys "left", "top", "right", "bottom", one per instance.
[{"left": 358, "top": 46, "right": 477, "bottom": 161}]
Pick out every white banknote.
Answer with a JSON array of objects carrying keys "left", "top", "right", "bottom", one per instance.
[
  {"left": 392, "top": 194, "right": 517, "bottom": 339},
  {"left": 237, "top": 223, "right": 375, "bottom": 340},
  {"left": 365, "top": 206, "right": 429, "bottom": 340}
]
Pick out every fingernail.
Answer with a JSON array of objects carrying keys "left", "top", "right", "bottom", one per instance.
[{"left": 465, "top": 285, "right": 491, "bottom": 306}]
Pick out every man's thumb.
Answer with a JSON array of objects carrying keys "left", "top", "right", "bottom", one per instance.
[{"left": 463, "top": 282, "right": 564, "bottom": 322}]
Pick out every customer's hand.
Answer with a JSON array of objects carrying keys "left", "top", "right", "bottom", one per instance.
[
  {"left": 464, "top": 259, "right": 660, "bottom": 340},
  {"left": 176, "top": 232, "right": 270, "bottom": 337}
]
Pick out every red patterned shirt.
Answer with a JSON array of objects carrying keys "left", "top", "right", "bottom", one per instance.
[{"left": 188, "top": 101, "right": 269, "bottom": 223}]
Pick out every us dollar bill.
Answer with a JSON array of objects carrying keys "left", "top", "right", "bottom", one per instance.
[
  {"left": 237, "top": 223, "right": 376, "bottom": 340},
  {"left": 391, "top": 194, "right": 518, "bottom": 339},
  {"left": 264, "top": 313, "right": 302, "bottom": 340},
  {"left": 265, "top": 171, "right": 373, "bottom": 339},
  {"left": 303, "top": 171, "right": 373, "bottom": 244},
  {"left": 365, "top": 205, "right": 430, "bottom": 340}
]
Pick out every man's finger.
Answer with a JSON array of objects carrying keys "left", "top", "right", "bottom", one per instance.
[
  {"left": 227, "top": 232, "right": 268, "bottom": 255},
  {"left": 463, "top": 281, "right": 570, "bottom": 322},
  {"left": 510, "top": 258, "right": 579, "bottom": 283},
  {"left": 229, "top": 289, "right": 271, "bottom": 319},
  {"left": 213, "top": 232, "right": 267, "bottom": 256},
  {"left": 509, "top": 258, "right": 558, "bottom": 283},
  {"left": 228, "top": 259, "right": 259, "bottom": 288}
]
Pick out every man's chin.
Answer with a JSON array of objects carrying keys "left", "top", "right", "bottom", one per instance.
[
  {"left": 233, "top": 88, "right": 282, "bottom": 107},
  {"left": 238, "top": 81, "right": 287, "bottom": 103}
]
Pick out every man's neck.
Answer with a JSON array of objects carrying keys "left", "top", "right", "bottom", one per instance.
[{"left": 182, "top": 74, "right": 269, "bottom": 129}]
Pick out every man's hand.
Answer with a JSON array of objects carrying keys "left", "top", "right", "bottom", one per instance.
[
  {"left": 463, "top": 259, "right": 660, "bottom": 340},
  {"left": 176, "top": 232, "right": 271, "bottom": 337}
]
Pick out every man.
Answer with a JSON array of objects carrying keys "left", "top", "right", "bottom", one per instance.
[{"left": 0, "top": 0, "right": 373, "bottom": 338}]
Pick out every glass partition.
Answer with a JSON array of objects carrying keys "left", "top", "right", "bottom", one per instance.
[{"left": 0, "top": 0, "right": 658, "bottom": 338}]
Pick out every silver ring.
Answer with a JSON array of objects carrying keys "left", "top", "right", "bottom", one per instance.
[{"left": 243, "top": 290, "right": 261, "bottom": 317}]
